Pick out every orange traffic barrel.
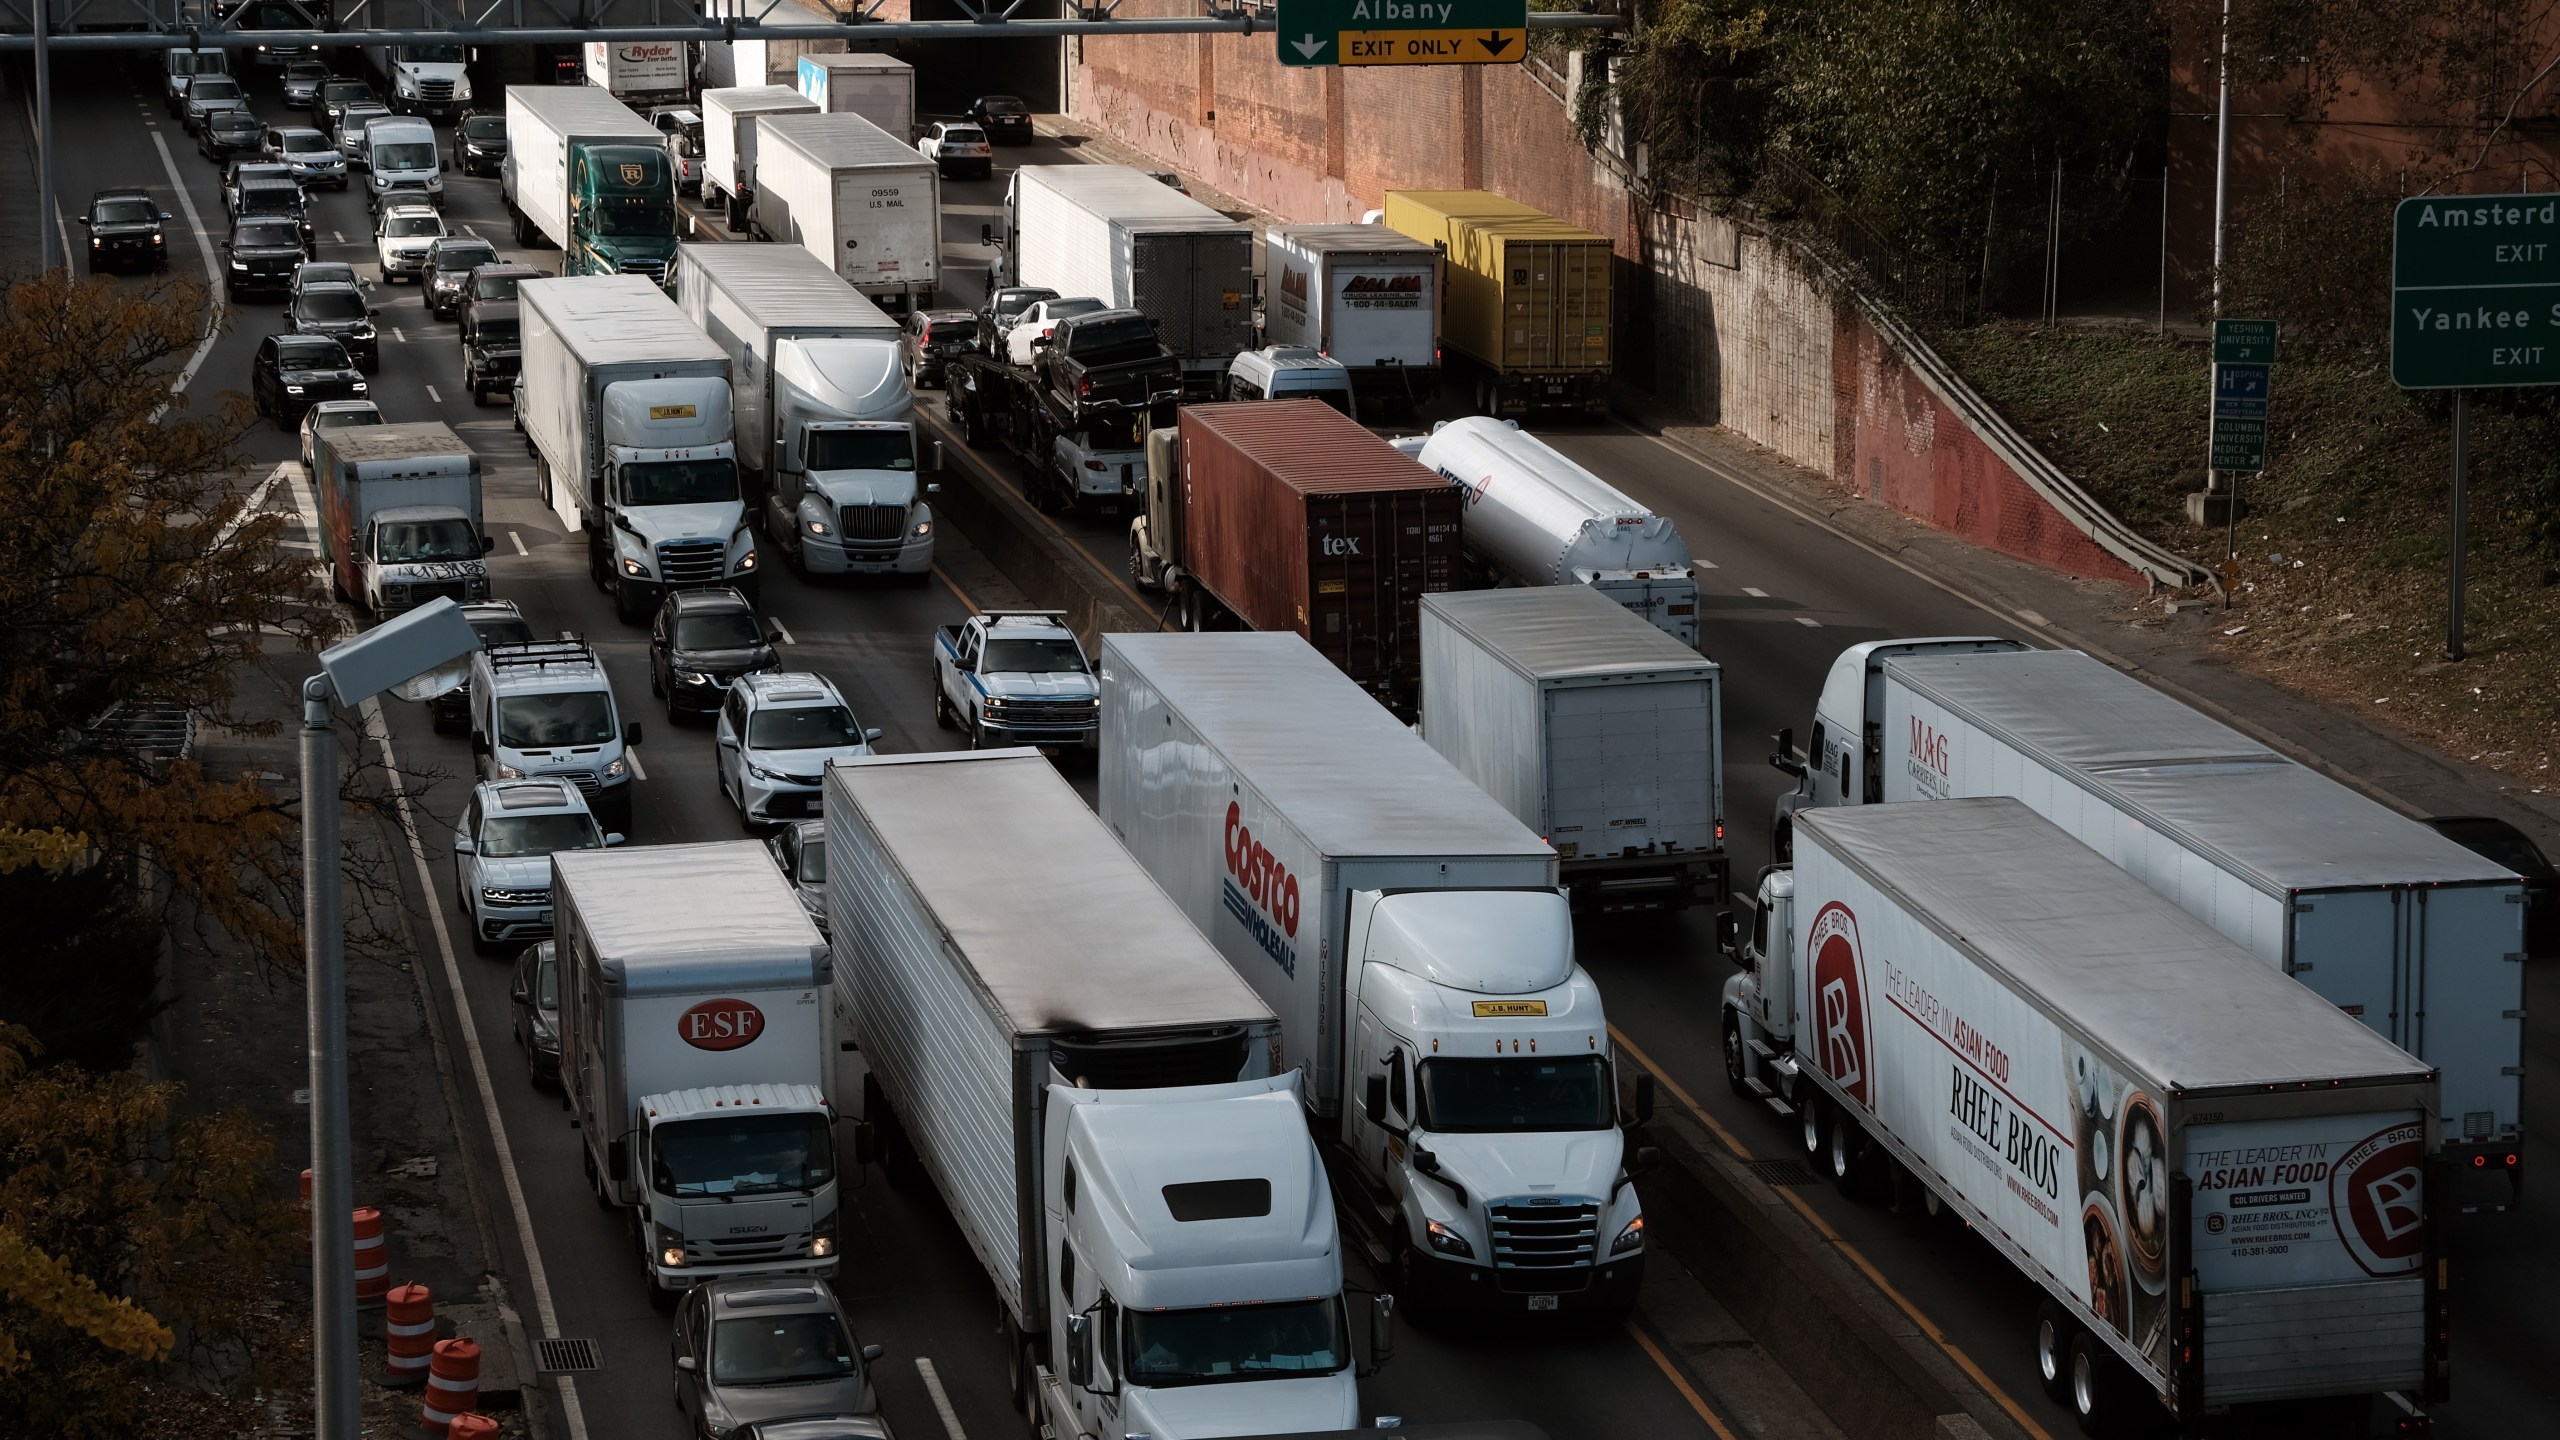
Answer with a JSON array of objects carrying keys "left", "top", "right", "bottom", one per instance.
[
  {"left": 381, "top": 1284, "right": 436, "bottom": 1387},
  {"left": 351, "top": 1207, "right": 389, "bottom": 1308},
  {"left": 419, "top": 1336, "right": 481, "bottom": 1435},
  {"left": 446, "top": 1416, "right": 498, "bottom": 1440}
]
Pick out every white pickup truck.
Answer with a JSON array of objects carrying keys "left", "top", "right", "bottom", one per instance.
[{"left": 929, "top": 610, "right": 1099, "bottom": 753}]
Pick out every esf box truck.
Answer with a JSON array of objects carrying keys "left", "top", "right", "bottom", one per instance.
[
  {"left": 309, "top": 420, "right": 490, "bottom": 617},
  {"left": 1724, "top": 799, "right": 2445, "bottom": 1435},
  {"left": 1262, "top": 223, "right": 1442, "bottom": 407},
  {"left": 825, "top": 750, "right": 1388, "bottom": 1439},
  {"left": 554, "top": 841, "right": 840, "bottom": 1301},
  {"left": 1101, "top": 632, "right": 1656, "bottom": 1317},
  {"left": 1002, "top": 165, "right": 1257, "bottom": 395},
  {"left": 750, "top": 110, "right": 942, "bottom": 313},
  {"left": 1771, "top": 641, "right": 2526, "bottom": 1200},
  {"left": 699, "top": 84, "right": 817, "bottom": 232},
  {"left": 1419, "top": 586, "right": 1725, "bottom": 911}
]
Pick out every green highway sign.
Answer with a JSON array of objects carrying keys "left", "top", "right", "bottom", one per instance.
[
  {"left": 2211, "top": 415, "right": 2267, "bottom": 472},
  {"left": 2213, "top": 318, "right": 2278, "bottom": 365},
  {"left": 2391, "top": 193, "right": 2560, "bottom": 389},
  {"left": 1276, "top": 0, "right": 1529, "bottom": 67}
]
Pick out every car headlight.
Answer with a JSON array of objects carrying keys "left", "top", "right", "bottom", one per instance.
[
  {"left": 1611, "top": 1216, "right": 1645, "bottom": 1255},
  {"left": 90, "top": 237, "right": 101, "bottom": 248},
  {"left": 1425, "top": 1218, "right": 1475, "bottom": 1258},
  {"left": 676, "top": 670, "right": 711, "bottom": 686},
  {"left": 981, "top": 696, "right": 1007, "bottom": 712},
  {"left": 231, "top": 260, "right": 248, "bottom": 270},
  {"left": 351, "top": 382, "right": 367, "bottom": 392},
  {"left": 284, "top": 384, "right": 305, "bottom": 394},
  {"left": 353, "top": 325, "right": 375, "bottom": 339},
  {"left": 602, "top": 757, "right": 629, "bottom": 781}
]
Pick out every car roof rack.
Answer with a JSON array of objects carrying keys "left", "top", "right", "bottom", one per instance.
[{"left": 482, "top": 638, "right": 599, "bottom": 675}]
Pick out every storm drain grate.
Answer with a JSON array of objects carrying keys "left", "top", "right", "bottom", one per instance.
[
  {"left": 1746, "top": 1158, "right": 1821, "bottom": 1188},
  {"left": 536, "top": 1338, "right": 602, "bottom": 1373}
]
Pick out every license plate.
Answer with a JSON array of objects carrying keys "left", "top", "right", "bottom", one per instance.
[{"left": 1527, "top": 1295, "right": 1558, "bottom": 1312}]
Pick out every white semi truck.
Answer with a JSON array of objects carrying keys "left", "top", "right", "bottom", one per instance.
[
  {"left": 1393, "top": 417, "right": 1701, "bottom": 648},
  {"left": 826, "top": 750, "right": 1391, "bottom": 1439},
  {"left": 1000, "top": 165, "right": 1258, "bottom": 396},
  {"left": 1261, "top": 223, "right": 1442, "bottom": 408},
  {"left": 750, "top": 110, "right": 942, "bottom": 314},
  {"left": 361, "top": 40, "right": 471, "bottom": 122},
  {"left": 518, "top": 275, "right": 758, "bottom": 622},
  {"left": 1419, "top": 586, "right": 1725, "bottom": 911},
  {"left": 1101, "top": 632, "right": 1656, "bottom": 1317},
  {"left": 699, "top": 84, "right": 817, "bottom": 231},
  {"left": 670, "top": 242, "right": 936, "bottom": 581},
  {"left": 1771, "top": 640, "right": 2526, "bottom": 1202},
  {"left": 1723, "top": 799, "right": 2446, "bottom": 1435},
  {"left": 554, "top": 841, "right": 840, "bottom": 1305}
]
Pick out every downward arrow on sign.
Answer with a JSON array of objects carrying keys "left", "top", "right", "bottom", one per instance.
[
  {"left": 1292, "top": 33, "right": 1330, "bottom": 58},
  {"left": 1476, "top": 30, "right": 1515, "bottom": 55}
]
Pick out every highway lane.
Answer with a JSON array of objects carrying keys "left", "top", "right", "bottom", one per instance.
[{"left": 47, "top": 56, "right": 1730, "bottom": 1440}]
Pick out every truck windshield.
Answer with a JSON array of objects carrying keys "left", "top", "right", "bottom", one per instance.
[
  {"left": 404, "top": 44, "right": 466, "bottom": 62},
  {"left": 1122, "top": 1297, "right": 1347, "bottom": 1386},
  {"left": 376, "top": 518, "right": 480, "bottom": 563},
  {"left": 803, "top": 429, "right": 913, "bottom": 472},
  {"left": 1415, "top": 1056, "right": 1613, "bottom": 1133},
  {"left": 654, "top": 1113, "right": 835, "bottom": 1198},
  {"left": 477, "top": 812, "right": 603, "bottom": 858},
  {"left": 621, "top": 459, "right": 737, "bottom": 506},
  {"left": 496, "top": 692, "right": 616, "bottom": 748},
  {"left": 711, "top": 1310, "right": 858, "bottom": 1385},
  {"left": 373, "top": 142, "right": 437, "bottom": 171},
  {"left": 981, "top": 638, "right": 1087, "bottom": 674},
  {"left": 594, "top": 201, "right": 674, "bottom": 236}
]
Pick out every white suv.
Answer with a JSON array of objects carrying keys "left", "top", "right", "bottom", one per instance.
[
  {"left": 375, "top": 202, "right": 445, "bottom": 283},
  {"left": 916, "top": 121, "right": 992, "bottom": 181},
  {"left": 714, "top": 673, "right": 881, "bottom": 829},
  {"left": 450, "top": 778, "right": 619, "bottom": 954}
]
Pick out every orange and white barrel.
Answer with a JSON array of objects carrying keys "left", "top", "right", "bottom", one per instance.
[
  {"left": 418, "top": 1336, "right": 481, "bottom": 1435},
  {"left": 351, "top": 1206, "right": 389, "bottom": 1308},
  {"left": 381, "top": 1284, "right": 436, "bottom": 1387}
]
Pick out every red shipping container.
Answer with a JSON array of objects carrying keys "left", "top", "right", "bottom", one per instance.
[{"left": 1175, "top": 400, "right": 1461, "bottom": 710}]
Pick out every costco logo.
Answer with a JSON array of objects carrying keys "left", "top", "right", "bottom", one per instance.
[
  {"left": 1806, "top": 902, "right": 1872, "bottom": 1106},
  {"left": 677, "top": 998, "right": 766, "bottom": 1052},
  {"left": 1222, "top": 801, "right": 1300, "bottom": 977}
]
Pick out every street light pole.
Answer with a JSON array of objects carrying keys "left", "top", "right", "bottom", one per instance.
[
  {"left": 302, "top": 674, "right": 359, "bottom": 1440},
  {"left": 2211, "top": 0, "right": 2231, "bottom": 313},
  {"left": 34, "top": 0, "right": 54, "bottom": 271}
]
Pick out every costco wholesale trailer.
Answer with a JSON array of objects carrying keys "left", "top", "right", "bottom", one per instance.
[
  {"left": 1774, "top": 642, "right": 2526, "bottom": 1200},
  {"left": 1003, "top": 165, "right": 1258, "bottom": 394},
  {"left": 1725, "top": 800, "right": 2445, "bottom": 1434},
  {"left": 1419, "top": 587, "right": 1725, "bottom": 910}
]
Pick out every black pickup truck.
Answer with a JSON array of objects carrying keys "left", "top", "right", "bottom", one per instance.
[{"left": 944, "top": 308, "right": 1181, "bottom": 515}]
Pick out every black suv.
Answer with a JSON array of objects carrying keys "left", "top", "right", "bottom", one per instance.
[
  {"left": 78, "top": 189, "right": 169, "bottom": 274},
  {"left": 287, "top": 284, "right": 381, "bottom": 371},
  {"left": 198, "top": 107, "right": 266, "bottom": 163},
  {"left": 252, "top": 333, "right": 367, "bottom": 429},
  {"left": 649, "top": 587, "right": 780, "bottom": 721},
  {"left": 462, "top": 299, "right": 520, "bottom": 405},
  {"left": 234, "top": 178, "right": 314, "bottom": 250},
  {"left": 454, "top": 112, "right": 508, "bottom": 177},
  {"left": 313, "top": 77, "right": 377, "bottom": 136},
  {"left": 965, "top": 94, "right": 1034, "bottom": 144},
  {"left": 222, "top": 216, "right": 307, "bottom": 299}
]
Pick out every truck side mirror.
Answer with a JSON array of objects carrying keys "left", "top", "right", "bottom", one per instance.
[
  {"left": 979, "top": 222, "right": 993, "bottom": 245},
  {"left": 480, "top": 534, "right": 496, "bottom": 554},
  {"left": 1064, "top": 1312, "right": 1092, "bottom": 1389},
  {"left": 1362, "top": 1073, "right": 1388, "bottom": 1128},
  {"left": 1631, "top": 1071, "right": 1656, "bottom": 1127},
  {"left": 1363, "top": 1292, "right": 1396, "bottom": 1376},
  {"left": 1715, "top": 910, "right": 1741, "bottom": 961},
  {"left": 623, "top": 722, "right": 643, "bottom": 747},
  {"left": 470, "top": 734, "right": 491, "bottom": 757},
  {"left": 606, "top": 1137, "right": 629, "bottom": 1182},
  {"left": 675, "top": 1356, "right": 697, "bottom": 1373},
  {"left": 1769, "top": 726, "right": 1805, "bottom": 778}
]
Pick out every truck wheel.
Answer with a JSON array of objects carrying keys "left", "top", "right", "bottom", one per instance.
[
  {"left": 534, "top": 454, "right": 552, "bottom": 508},
  {"left": 2067, "top": 1328, "right": 2142, "bottom": 1437},
  {"left": 931, "top": 673, "right": 956, "bottom": 730},
  {"left": 1799, "top": 1090, "right": 1830, "bottom": 1162},
  {"left": 1828, "top": 1115, "right": 1888, "bottom": 1202},
  {"left": 2034, "top": 1299, "right": 2077, "bottom": 1405},
  {"left": 582, "top": 1145, "right": 613, "bottom": 1212},
  {"left": 1721, "top": 1012, "right": 1752, "bottom": 1099}
]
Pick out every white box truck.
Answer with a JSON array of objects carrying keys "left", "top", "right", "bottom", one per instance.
[
  {"left": 750, "top": 110, "right": 941, "bottom": 313},
  {"left": 519, "top": 275, "right": 757, "bottom": 621},
  {"left": 699, "top": 0, "right": 848, "bottom": 91},
  {"left": 1002, "top": 165, "right": 1258, "bottom": 396},
  {"left": 1393, "top": 417, "right": 1702, "bottom": 648},
  {"left": 1419, "top": 587, "right": 1725, "bottom": 911},
  {"left": 1771, "top": 641, "right": 2526, "bottom": 1203},
  {"left": 699, "top": 84, "right": 818, "bottom": 231},
  {"left": 670, "top": 242, "right": 936, "bottom": 581},
  {"left": 1101, "top": 632, "right": 1656, "bottom": 1318},
  {"left": 794, "top": 51, "right": 914, "bottom": 139},
  {"left": 1263, "top": 223, "right": 1441, "bottom": 406},
  {"left": 584, "top": 39, "right": 690, "bottom": 103},
  {"left": 826, "top": 750, "right": 1390, "bottom": 1439},
  {"left": 501, "top": 86, "right": 680, "bottom": 287},
  {"left": 1722, "top": 799, "right": 2446, "bottom": 1435},
  {"left": 554, "top": 841, "right": 840, "bottom": 1303},
  {"left": 309, "top": 420, "right": 490, "bottom": 616}
]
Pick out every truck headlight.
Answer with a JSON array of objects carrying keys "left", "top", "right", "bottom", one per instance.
[
  {"left": 911, "top": 520, "right": 932, "bottom": 538},
  {"left": 736, "top": 550, "right": 757, "bottom": 572},
  {"left": 1611, "top": 1217, "right": 1645, "bottom": 1255},
  {"left": 804, "top": 517, "right": 831, "bottom": 537},
  {"left": 493, "top": 764, "right": 524, "bottom": 779},
  {"left": 656, "top": 1225, "right": 685, "bottom": 1268},
  {"left": 620, "top": 558, "right": 647, "bottom": 578},
  {"left": 1425, "top": 1218, "right": 1474, "bottom": 1258},
  {"left": 603, "top": 757, "right": 629, "bottom": 781}
]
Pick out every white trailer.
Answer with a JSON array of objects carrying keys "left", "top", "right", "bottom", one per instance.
[
  {"left": 751, "top": 111, "right": 942, "bottom": 313},
  {"left": 1262, "top": 223, "right": 1441, "bottom": 404},
  {"left": 698, "top": 0, "right": 849, "bottom": 90},
  {"left": 1774, "top": 642, "right": 2526, "bottom": 1200},
  {"left": 825, "top": 750, "right": 1383, "bottom": 1439},
  {"left": 1725, "top": 799, "right": 2445, "bottom": 1434},
  {"left": 501, "top": 86, "right": 664, "bottom": 256},
  {"left": 699, "top": 85, "right": 817, "bottom": 230},
  {"left": 1004, "top": 165, "right": 1257, "bottom": 395},
  {"left": 1394, "top": 417, "right": 1700, "bottom": 647},
  {"left": 310, "top": 421, "right": 489, "bottom": 616},
  {"left": 794, "top": 51, "right": 914, "bottom": 139},
  {"left": 554, "top": 841, "right": 840, "bottom": 1301},
  {"left": 1419, "top": 587, "right": 1724, "bottom": 911},
  {"left": 1101, "top": 632, "right": 1654, "bottom": 1318},
  {"left": 584, "top": 39, "right": 690, "bottom": 101}
]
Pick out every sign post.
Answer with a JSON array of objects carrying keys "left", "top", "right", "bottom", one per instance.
[
  {"left": 2390, "top": 193, "right": 2560, "bottom": 659},
  {"left": 1276, "top": 0, "right": 1529, "bottom": 67},
  {"left": 2208, "top": 318, "right": 2277, "bottom": 570}
]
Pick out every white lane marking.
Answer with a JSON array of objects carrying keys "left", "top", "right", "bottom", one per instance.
[
  {"left": 1795, "top": 616, "right": 1823, "bottom": 627},
  {"left": 220, "top": 463, "right": 293, "bottom": 548},
  {"left": 333, "top": 228, "right": 346, "bottom": 243},
  {"left": 1695, "top": 557, "right": 1718, "bottom": 569},
  {"left": 392, "top": 327, "right": 408, "bottom": 343},
  {"left": 914, "top": 1357, "right": 968, "bottom": 1440},
  {"left": 2016, "top": 608, "right": 2050, "bottom": 628},
  {"left": 1741, "top": 586, "right": 1768, "bottom": 598},
  {"left": 425, "top": 384, "right": 441, "bottom": 403},
  {"left": 26, "top": 87, "right": 71, "bottom": 267},
  {"left": 148, "top": 131, "right": 222, "bottom": 416},
  {"left": 770, "top": 618, "right": 796, "bottom": 645},
  {"left": 509, "top": 530, "right": 528, "bottom": 557},
  {"left": 627, "top": 750, "right": 648, "bottom": 781}
]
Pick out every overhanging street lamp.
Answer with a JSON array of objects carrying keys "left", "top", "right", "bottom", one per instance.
[{"left": 303, "top": 598, "right": 479, "bottom": 1440}]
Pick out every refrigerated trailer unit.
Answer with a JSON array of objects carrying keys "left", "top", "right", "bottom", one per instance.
[{"left": 1724, "top": 799, "right": 2446, "bottom": 1434}]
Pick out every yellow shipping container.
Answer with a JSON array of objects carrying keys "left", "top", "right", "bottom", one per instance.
[{"left": 1382, "top": 190, "right": 1613, "bottom": 415}]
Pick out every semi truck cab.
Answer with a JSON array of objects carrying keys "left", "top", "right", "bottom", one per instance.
[
  {"left": 588, "top": 376, "right": 755, "bottom": 620},
  {"left": 1769, "top": 636, "right": 2027, "bottom": 859},
  {"left": 634, "top": 1082, "right": 840, "bottom": 1295},
  {"left": 1718, "top": 867, "right": 1804, "bottom": 1119},
  {"left": 359, "top": 503, "right": 492, "bottom": 614},
  {"left": 375, "top": 42, "right": 472, "bottom": 120},
  {"left": 766, "top": 337, "right": 936, "bottom": 579},
  {"left": 570, "top": 144, "right": 680, "bottom": 289}
]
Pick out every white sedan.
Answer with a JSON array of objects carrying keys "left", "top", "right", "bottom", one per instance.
[
  {"left": 1004, "top": 295, "right": 1108, "bottom": 365},
  {"left": 917, "top": 121, "right": 993, "bottom": 181}
]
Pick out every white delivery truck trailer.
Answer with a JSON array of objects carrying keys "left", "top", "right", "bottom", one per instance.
[
  {"left": 519, "top": 276, "right": 756, "bottom": 621},
  {"left": 1262, "top": 223, "right": 1441, "bottom": 406},
  {"left": 310, "top": 421, "right": 490, "bottom": 616},
  {"left": 584, "top": 39, "right": 690, "bottom": 102},
  {"left": 555, "top": 841, "right": 840, "bottom": 1303},
  {"left": 670, "top": 242, "right": 936, "bottom": 580},
  {"left": 1419, "top": 587, "right": 1725, "bottom": 911},
  {"left": 699, "top": 0, "right": 848, "bottom": 90},
  {"left": 1723, "top": 799, "right": 2447, "bottom": 1435},
  {"left": 794, "top": 51, "right": 914, "bottom": 139},
  {"left": 699, "top": 84, "right": 817, "bottom": 231},
  {"left": 1003, "top": 165, "right": 1257, "bottom": 396},
  {"left": 1393, "top": 417, "right": 1700, "bottom": 647},
  {"left": 827, "top": 750, "right": 1390, "bottom": 1439},
  {"left": 750, "top": 111, "right": 942, "bottom": 314},
  {"left": 1101, "top": 632, "right": 1655, "bottom": 1318},
  {"left": 1772, "top": 641, "right": 2526, "bottom": 1202}
]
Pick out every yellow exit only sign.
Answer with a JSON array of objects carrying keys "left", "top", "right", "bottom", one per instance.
[{"left": 1341, "top": 27, "right": 1524, "bottom": 63}]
